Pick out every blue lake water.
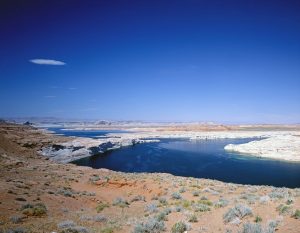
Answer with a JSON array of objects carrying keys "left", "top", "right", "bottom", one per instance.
[
  {"left": 50, "top": 129, "right": 300, "bottom": 188},
  {"left": 48, "top": 128, "right": 128, "bottom": 138}
]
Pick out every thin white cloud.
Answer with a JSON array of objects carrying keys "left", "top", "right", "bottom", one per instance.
[
  {"left": 30, "top": 59, "right": 66, "bottom": 65},
  {"left": 68, "top": 87, "right": 77, "bottom": 90}
]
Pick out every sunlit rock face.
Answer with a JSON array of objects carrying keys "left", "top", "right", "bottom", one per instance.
[
  {"left": 224, "top": 135, "right": 300, "bottom": 162},
  {"left": 40, "top": 135, "right": 159, "bottom": 163}
]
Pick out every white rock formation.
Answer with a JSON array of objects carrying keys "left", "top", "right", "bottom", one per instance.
[{"left": 224, "top": 135, "right": 300, "bottom": 162}]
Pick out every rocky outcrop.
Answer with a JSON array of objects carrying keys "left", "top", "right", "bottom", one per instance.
[
  {"left": 224, "top": 135, "right": 300, "bottom": 162},
  {"left": 40, "top": 137, "right": 159, "bottom": 163}
]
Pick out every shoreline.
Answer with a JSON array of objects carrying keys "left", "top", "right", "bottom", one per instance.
[
  {"left": 1, "top": 122, "right": 300, "bottom": 233},
  {"left": 38, "top": 125, "right": 300, "bottom": 163}
]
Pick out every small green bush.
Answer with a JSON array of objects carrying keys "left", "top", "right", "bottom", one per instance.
[
  {"left": 96, "top": 203, "right": 110, "bottom": 212},
  {"left": 198, "top": 199, "right": 213, "bottom": 206},
  {"left": 171, "top": 222, "right": 187, "bottom": 233},
  {"left": 255, "top": 216, "right": 262, "bottom": 223},
  {"left": 22, "top": 203, "right": 47, "bottom": 216},
  {"left": 292, "top": 209, "right": 300, "bottom": 219},
  {"left": 276, "top": 204, "right": 291, "bottom": 215}
]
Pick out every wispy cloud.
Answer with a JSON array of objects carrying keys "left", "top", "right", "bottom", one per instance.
[
  {"left": 30, "top": 59, "right": 66, "bottom": 65},
  {"left": 44, "top": 95, "right": 56, "bottom": 98},
  {"left": 68, "top": 87, "right": 77, "bottom": 90}
]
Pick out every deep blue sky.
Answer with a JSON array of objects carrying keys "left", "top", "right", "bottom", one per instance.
[{"left": 1, "top": 0, "right": 300, "bottom": 123}]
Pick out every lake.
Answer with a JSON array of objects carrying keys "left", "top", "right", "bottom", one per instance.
[{"left": 50, "top": 128, "right": 300, "bottom": 188}]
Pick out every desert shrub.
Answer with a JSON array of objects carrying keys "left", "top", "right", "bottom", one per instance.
[
  {"left": 214, "top": 198, "right": 229, "bottom": 208},
  {"left": 89, "top": 175, "right": 100, "bottom": 182},
  {"left": 94, "top": 215, "right": 107, "bottom": 222},
  {"left": 172, "top": 192, "right": 182, "bottom": 200},
  {"left": 240, "top": 223, "right": 263, "bottom": 233},
  {"left": 292, "top": 209, "right": 300, "bottom": 219},
  {"left": 171, "top": 221, "right": 187, "bottom": 233},
  {"left": 179, "top": 187, "right": 186, "bottom": 193},
  {"left": 240, "top": 221, "right": 278, "bottom": 233},
  {"left": 182, "top": 200, "right": 191, "bottom": 208},
  {"left": 80, "top": 215, "right": 93, "bottom": 221},
  {"left": 100, "top": 227, "right": 114, "bottom": 233},
  {"left": 286, "top": 198, "right": 293, "bottom": 205},
  {"left": 276, "top": 204, "right": 291, "bottom": 215},
  {"left": 20, "top": 203, "right": 33, "bottom": 210},
  {"left": 267, "top": 220, "right": 279, "bottom": 230},
  {"left": 194, "top": 203, "right": 210, "bottom": 212},
  {"left": 268, "top": 188, "right": 289, "bottom": 199},
  {"left": 96, "top": 202, "right": 110, "bottom": 212},
  {"left": 58, "top": 220, "right": 76, "bottom": 229},
  {"left": 162, "top": 208, "right": 172, "bottom": 215},
  {"left": 58, "top": 220, "right": 89, "bottom": 233},
  {"left": 131, "top": 195, "right": 146, "bottom": 203},
  {"left": 112, "top": 197, "right": 129, "bottom": 208},
  {"left": 158, "top": 197, "right": 167, "bottom": 205},
  {"left": 6, "top": 227, "right": 27, "bottom": 233},
  {"left": 240, "top": 193, "right": 258, "bottom": 204},
  {"left": 60, "top": 226, "right": 89, "bottom": 233},
  {"left": 223, "top": 204, "right": 252, "bottom": 223},
  {"left": 22, "top": 203, "right": 47, "bottom": 216},
  {"left": 133, "top": 218, "right": 165, "bottom": 233},
  {"left": 198, "top": 199, "right": 213, "bottom": 206},
  {"left": 188, "top": 214, "right": 198, "bottom": 223},
  {"left": 151, "top": 196, "right": 159, "bottom": 201},
  {"left": 192, "top": 191, "right": 200, "bottom": 197},
  {"left": 145, "top": 203, "right": 158, "bottom": 213},
  {"left": 174, "top": 206, "right": 183, "bottom": 212},
  {"left": 254, "top": 216, "right": 262, "bottom": 223},
  {"left": 259, "top": 196, "right": 270, "bottom": 204},
  {"left": 58, "top": 188, "right": 74, "bottom": 197},
  {"left": 155, "top": 212, "right": 168, "bottom": 222},
  {"left": 10, "top": 215, "right": 23, "bottom": 224}
]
